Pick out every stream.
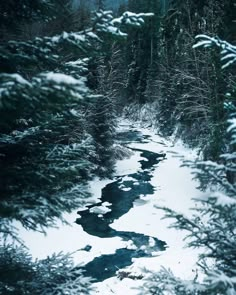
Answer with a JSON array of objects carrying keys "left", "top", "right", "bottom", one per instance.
[
  {"left": 16, "top": 121, "right": 200, "bottom": 293},
  {"left": 76, "top": 126, "right": 167, "bottom": 282},
  {"left": 15, "top": 120, "right": 201, "bottom": 294}
]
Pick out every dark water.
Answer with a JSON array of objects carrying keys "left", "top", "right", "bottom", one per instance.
[{"left": 76, "top": 126, "right": 166, "bottom": 282}]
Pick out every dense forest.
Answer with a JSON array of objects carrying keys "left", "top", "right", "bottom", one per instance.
[{"left": 0, "top": 0, "right": 235, "bottom": 294}]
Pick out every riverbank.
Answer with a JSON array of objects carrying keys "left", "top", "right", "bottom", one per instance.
[
  {"left": 94, "top": 121, "right": 206, "bottom": 294},
  {"left": 16, "top": 120, "right": 206, "bottom": 294}
]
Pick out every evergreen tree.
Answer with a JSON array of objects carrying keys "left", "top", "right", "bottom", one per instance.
[
  {"left": 141, "top": 36, "right": 236, "bottom": 295},
  {"left": 95, "top": 0, "right": 105, "bottom": 10},
  {"left": 0, "top": 2, "right": 153, "bottom": 292},
  {"left": 150, "top": 0, "right": 235, "bottom": 157},
  {"left": 0, "top": 244, "right": 94, "bottom": 295},
  {"left": 89, "top": 95, "right": 116, "bottom": 177},
  {"left": 125, "top": 0, "right": 161, "bottom": 103},
  {"left": 0, "top": 0, "right": 153, "bottom": 237}
]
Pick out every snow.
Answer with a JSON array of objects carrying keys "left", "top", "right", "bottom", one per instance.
[
  {"left": 51, "top": 36, "right": 60, "bottom": 43},
  {"left": 121, "top": 176, "right": 137, "bottom": 182},
  {"left": 43, "top": 72, "right": 83, "bottom": 85},
  {"left": 193, "top": 40, "right": 212, "bottom": 49},
  {"left": 87, "top": 31, "right": 100, "bottom": 40},
  {"left": 115, "top": 150, "right": 142, "bottom": 175},
  {"left": 148, "top": 237, "right": 156, "bottom": 247},
  {"left": 15, "top": 121, "right": 206, "bottom": 294},
  {"left": 125, "top": 240, "right": 138, "bottom": 250},
  {"left": 106, "top": 26, "right": 127, "bottom": 37},
  {"left": 14, "top": 178, "right": 114, "bottom": 261},
  {"left": 123, "top": 12, "right": 154, "bottom": 18},
  {"left": 4, "top": 73, "right": 31, "bottom": 86},
  {"left": 228, "top": 118, "right": 236, "bottom": 132},
  {"left": 15, "top": 219, "right": 130, "bottom": 266},
  {"left": 120, "top": 187, "right": 132, "bottom": 192},
  {"left": 89, "top": 202, "right": 112, "bottom": 215},
  {"left": 95, "top": 123, "right": 206, "bottom": 294},
  {"left": 71, "top": 32, "right": 86, "bottom": 42},
  {"left": 211, "top": 192, "right": 236, "bottom": 206},
  {"left": 111, "top": 16, "right": 123, "bottom": 25},
  {"left": 66, "top": 58, "right": 88, "bottom": 66},
  {"left": 193, "top": 35, "right": 236, "bottom": 69}
]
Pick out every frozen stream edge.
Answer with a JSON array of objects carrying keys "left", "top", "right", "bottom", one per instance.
[{"left": 16, "top": 120, "right": 207, "bottom": 294}]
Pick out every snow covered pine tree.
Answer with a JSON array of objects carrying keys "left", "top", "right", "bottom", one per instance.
[
  {"left": 0, "top": 1, "right": 153, "bottom": 293},
  {"left": 141, "top": 36, "right": 236, "bottom": 294}
]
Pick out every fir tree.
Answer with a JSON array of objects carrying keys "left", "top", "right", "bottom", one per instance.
[
  {"left": 0, "top": 2, "right": 153, "bottom": 292},
  {"left": 0, "top": 244, "right": 94, "bottom": 295},
  {"left": 125, "top": 0, "right": 161, "bottom": 104},
  {"left": 95, "top": 0, "right": 105, "bottom": 10},
  {"left": 0, "top": 0, "right": 153, "bottom": 237},
  {"left": 89, "top": 95, "right": 116, "bottom": 178},
  {"left": 141, "top": 36, "right": 236, "bottom": 295}
]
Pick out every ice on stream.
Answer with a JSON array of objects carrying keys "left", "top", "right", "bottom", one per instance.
[
  {"left": 120, "top": 187, "right": 132, "bottom": 192},
  {"left": 89, "top": 202, "right": 112, "bottom": 215}
]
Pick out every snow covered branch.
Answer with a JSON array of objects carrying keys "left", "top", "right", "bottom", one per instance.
[{"left": 193, "top": 35, "right": 236, "bottom": 69}]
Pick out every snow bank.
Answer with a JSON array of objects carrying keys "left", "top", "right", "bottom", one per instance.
[
  {"left": 94, "top": 122, "right": 207, "bottom": 294},
  {"left": 16, "top": 120, "right": 206, "bottom": 294}
]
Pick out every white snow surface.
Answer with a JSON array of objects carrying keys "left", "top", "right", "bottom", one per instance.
[
  {"left": 120, "top": 187, "right": 132, "bottom": 192},
  {"left": 43, "top": 72, "right": 84, "bottom": 85},
  {"left": 95, "top": 122, "right": 206, "bottom": 294},
  {"left": 89, "top": 202, "right": 112, "bottom": 215},
  {"left": 115, "top": 150, "right": 143, "bottom": 175},
  {"left": 120, "top": 176, "right": 137, "bottom": 182},
  {"left": 16, "top": 120, "right": 207, "bottom": 294},
  {"left": 12, "top": 74, "right": 31, "bottom": 85}
]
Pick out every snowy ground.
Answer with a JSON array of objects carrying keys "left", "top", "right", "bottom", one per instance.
[
  {"left": 16, "top": 121, "right": 207, "bottom": 294},
  {"left": 94, "top": 123, "right": 206, "bottom": 294}
]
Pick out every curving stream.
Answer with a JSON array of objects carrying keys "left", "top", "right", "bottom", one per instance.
[
  {"left": 76, "top": 127, "right": 167, "bottom": 282},
  {"left": 16, "top": 122, "right": 199, "bottom": 292}
]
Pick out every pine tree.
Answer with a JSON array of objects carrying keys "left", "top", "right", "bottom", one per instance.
[
  {"left": 141, "top": 36, "right": 236, "bottom": 295},
  {"left": 95, "top": 0, "right": 105, "bottom": 10},
  {"left": 0, "top": 0, "right": 153, "bottom": 237},
  {"left": 0, "top": 3, "right": 153, "bottom": 293},
  {"left": 125, "top": 0, "right": 161, "bottom": 103},
  {"left": 89, "top": 95, "right": 116, "bottom": 177},
  {"left": 0, "top": 244, "right": 94, "bottom": 295}
]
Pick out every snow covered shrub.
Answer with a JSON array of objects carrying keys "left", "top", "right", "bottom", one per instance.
[
  {"left": 113, "top": 144, "right": 134, "bottom": 160},
  {"left": 0, "top": 244, "right": 94, "bottom": 295},
  {"left": 140, "top": 36, "right": 236, "bottom": 294}
]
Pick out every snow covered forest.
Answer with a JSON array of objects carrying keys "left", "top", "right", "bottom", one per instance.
[{"left": 0, "top": 0, "right": 235, "bottom": 294}]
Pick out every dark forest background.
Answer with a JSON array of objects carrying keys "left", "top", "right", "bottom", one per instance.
[{"left": 0, "top": 0, "right": 235, "bottom": 294}]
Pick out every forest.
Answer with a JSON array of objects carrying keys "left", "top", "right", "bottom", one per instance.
[{"left": 0, "top": 0, "right": 235, "bottom": 294}]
